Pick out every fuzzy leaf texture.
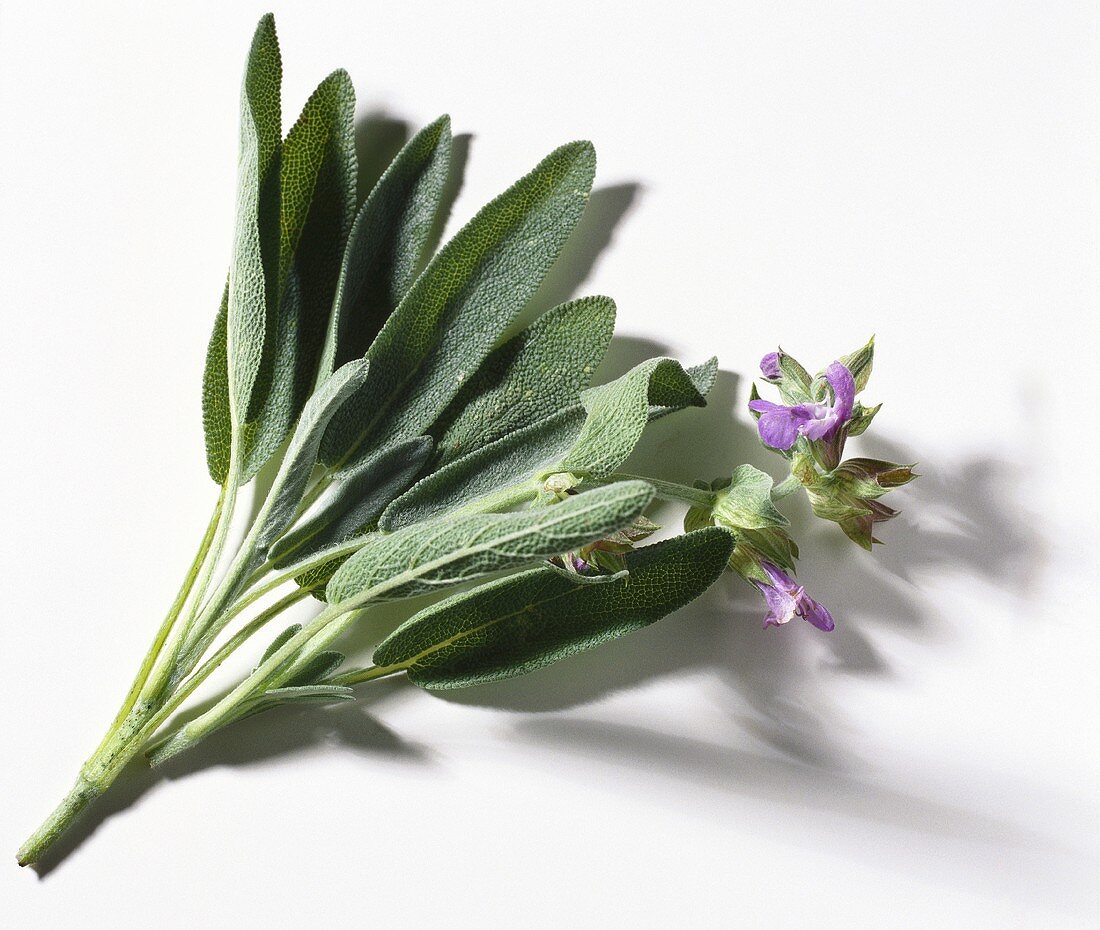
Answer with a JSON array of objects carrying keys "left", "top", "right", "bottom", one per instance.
[
  {"left": 326, "top": 481, "right": 656, "bottom": 607},
  {"left": 319, "top": 141, "right": 598, "bottom": 473},
  {"left": 372, "top": 527, "right": 735, "bottom": 689},
  {"left": 202, "top": 16, "right": 282, "bottom": 483},
  {"left": 381, "top": 356, "right": 710, "bottom": 530},
  {"left": 320, "top": 116, "right": 453, "bottom": 375},
  {"left": 430, "top": 296, "right": 617, "bottom": 466}
]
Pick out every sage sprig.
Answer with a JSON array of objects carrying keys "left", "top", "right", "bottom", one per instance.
[{"left": 16, "top": 16, "right": 915, "bottom": 867}]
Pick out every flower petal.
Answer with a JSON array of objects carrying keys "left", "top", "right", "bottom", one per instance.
[
  {"left": 753, "top": 407, "right": 802, "bottom": 450},
  {"left": 760, "top": 352, "right": 781, "bottom": 380},
  {"left": 824, "top": 361, "right": 855, "bottom": 424},
  {"left": 799, "top": 594, "right": 835, "bottom": 631}
]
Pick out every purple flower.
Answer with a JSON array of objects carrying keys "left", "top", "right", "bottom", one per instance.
[
  {"left": 749, "top": 361, "right": 855, "bottom": 451},
  {"left": 760, "top": 352, "right": 782, "bottom": 380},
  {"left": 753, "top": 563, "right": 835, "bottom": 631}
]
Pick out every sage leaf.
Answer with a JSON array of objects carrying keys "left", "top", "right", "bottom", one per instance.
[
  {"left": 327, "top": 480, "right": 656, "bottom": 607},
  {"left": 382, "top": 356, "right": 712, "bottom": 531},
  {"left": 372, "top": 526, "right": 735, "bottom": 689},
  {"left": 563, "top": 357, "right": 706, "bottom": 477},
  {"left": 380, "top": 407, "right": 586, "bottom": 531},
  {"left": 712, "top": 465, "right": 789, "bottom": 530},
  {"left": 202, "top": 15, "right": 283, "bottom": 483},
  {"left": 250, "top": 358, "right": 372, "bottom": 558},
  {"left": 269, "top": 436, "right": 434, "bottom": 568},
  {"left": 259, "top": 623, "right": 303, "bottom": 666},
  {"left": 431, "top": 295, "right": 616, "bottom": 466},
  {"left": 321, "top": 115, "right": 452, "bottom": 376},
  {"left": 280, "top": 650, "right": 345, "bottom": 688},
  {"left": 240, "top": 68, "right": 357, "bottom": 480},
  {"left": 319, "top": 141, "right": 598, "bottom": 473},
  {"left": 649, "top": 356, "right": 717, "bottom": 420}
]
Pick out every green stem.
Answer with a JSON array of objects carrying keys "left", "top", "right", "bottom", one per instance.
[
  {"left": 16, "top": 587, "right": 311, "bottom": 866},
  {"left": 328, "top": 663, "right": 404, "bottom": 687},
  {"left": 598, "top": 472, "right": 716, "bottom": 508},
  {"left": 88, "top": 493, "right": 224, "bottom": 760}
]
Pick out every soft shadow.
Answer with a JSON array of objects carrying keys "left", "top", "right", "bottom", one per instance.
[
  {"left": 511, "top": 184, "right": 642, "bottom": 335},
  {"left": 353, "top": 111, "right": 410, "bottom": 204},
  {"left": 424, "top": 132, "right": 472, "bottom": 259},
  {"left": 29, "top": 690, "right": 424, "bottom": 880}
]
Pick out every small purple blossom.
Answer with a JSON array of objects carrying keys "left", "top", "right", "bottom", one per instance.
[
  {"left": 760, "top": 351, "right": 782, "bottom": 380},
  {"left": 749, "top": 361, "right": 855, "bottom": 451},
  {"left": 753, "top": 562, "right": 835, "bottom": 631}
]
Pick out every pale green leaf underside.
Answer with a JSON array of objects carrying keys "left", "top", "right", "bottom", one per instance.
[
  {"left": 373, "top": 526, "right": 735, "bottom": 689},
  {"left": 713, "top": 464, "right": 789, "bottom": 530},
  {"left": 327, "top": 480, "right": 656, "bottom": 608},
  {"left": 319, "top": 141, "right": 598, "bottom": 473}
]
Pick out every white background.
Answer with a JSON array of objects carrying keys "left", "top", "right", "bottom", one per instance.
[{"left": 1, "top": 1, "right": 1097, "bottom": 926}]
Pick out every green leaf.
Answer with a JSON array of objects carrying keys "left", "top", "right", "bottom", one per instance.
[
  {"left": 372, "top": 526, "right": 735, "bottom": 689},
  {"left": 258, "top": 623, "right": 302, "bottom": 666},
  {"left": 649, "top": 356, "right": 717, "bottom": 420},
  {"left": 327, "top": 480, "right": 656, "bottom": 607},
  {"left": 562, "top": 357, "right": 706, "bottom": 477},
  {"left": 381, "top": 355, "right": 712, "bottom": 531},
  {"left": 845, "top": 401, "right": 881, "bottom": 437},
  {"left": 320, "top": 115, "right": 453, "bottom": 376},
  {"left": 250, "top": 358, "right": 372, "bottom": 559},
  {"left": 431, "top": 296, "right": 616, "bottom": 466},
  {"left": 319, "top": 141, "right": 598, "bottom": 473},
  {"left": 280, "top": 650, "right": 345, "bottom": 688},
  {"left": 712, "top": 465, "right": 789, "bottom": 530},
  {"left": 380, "top": 406, "right": 587, "bottom": 531},
  {"left": 202, "top": 15, "right": 283, "bottom": 483},
  {"left": 834, "top": 335, "right": 875, "bottom": 394},
  {"left": 269, "top": 436, "right": 434, "bottom": 568}
]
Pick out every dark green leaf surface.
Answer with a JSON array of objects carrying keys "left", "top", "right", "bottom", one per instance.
[
  {"left": 431, "top": 296, "right": 616, "bottom": 466},
  {"left": 319, "top": 141, "right": 597, "bottom": 473},
  {"left": 327, "top": 481, "right": 655, "bottom": 607},
  {"left": 380, "top": 406, "right": 586, "bottom": 531},
  {"left": 269, "top": 436, "right": 433, "bottom": 568},
  {"left": 373, "top": 527, "right": 735, "bottom": 689},
  {"left": 321, "top": 116, "right": 452, "bottom": 375},
  {"left": 237, "top": 69, "right": 357, "bottom": 480}
]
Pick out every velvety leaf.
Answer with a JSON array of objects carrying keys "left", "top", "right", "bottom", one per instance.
[
  {"left": 712, "top": 465, "right": 789, "bottom": 530},
  {"left": 321, "top": 116, "right": 452, "bottom": 375},
  {"left": 259, "top": 622, "right": 303, "bottom": 666},
  {"left": 562, "top": 357, "right": 706, "bottom": 477},
  {"left": 280, "top": 650, "right": 345, "bottom": 687},
  {"left": 380, "top": 407, "right": 586, "bottom": 531},
  {"left": 649, "top": 357, "right": 717, "bottom": 420},
  {"left": 372, "top": 527, "right": 735, "bottom": 689},
  {"left": 241, "top": 69, "right": 358, "bottom": 481},
  {"left": 327, "top": 480, "right": 655, "bottom": 608},
  {"left": 431, "top": 296, "right": 616, "bottom": 466},
  {"left": 269, "top": 436, "right": 433, "bottom": 568},
  {"left": 319, "top": 141, "right": 597, "bottom": 474},
  {"left": 250, "top": 358, "right": 372, "bottom": 559},
  {"left": 202, "top": 15, "right": 283, "bottom": 483},
  {"left": 382, "top": 355, "right": 713, "bottom": 531}
]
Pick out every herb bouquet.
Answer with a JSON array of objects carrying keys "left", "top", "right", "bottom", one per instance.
[{"left": 17, "top": 15, "right": 915, "bottom": 866}]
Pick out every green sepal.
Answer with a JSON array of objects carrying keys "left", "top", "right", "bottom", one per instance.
[
  {"left": 711, "top": 465, "right": 789, "bottom": 530},
  {"left": 845, "top": 401, "right": 882, "bottom": 437}
]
